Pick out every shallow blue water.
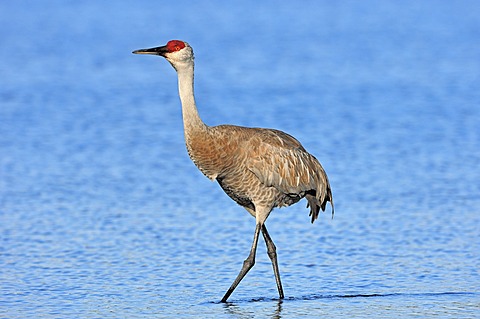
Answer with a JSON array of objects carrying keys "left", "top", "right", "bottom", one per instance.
[{"left": 1, "top": 1, "right": 479, "bottom": 318}]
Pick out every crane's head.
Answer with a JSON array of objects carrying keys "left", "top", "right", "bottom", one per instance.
[{"left": 132, "top": 40, "right": 194, "bottom": 70}]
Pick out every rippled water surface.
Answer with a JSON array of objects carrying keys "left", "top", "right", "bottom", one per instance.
[{"left": 1, "top": 1, "right": 479, "bottom": 318}]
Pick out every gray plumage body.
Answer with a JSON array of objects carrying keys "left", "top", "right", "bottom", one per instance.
[{"left": 185, "top": 123, "right": 333, "bottom": 223}]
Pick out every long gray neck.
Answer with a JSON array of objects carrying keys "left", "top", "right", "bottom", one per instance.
[{"left": 176, "top": 61, "right": 206, "bottom": 134}]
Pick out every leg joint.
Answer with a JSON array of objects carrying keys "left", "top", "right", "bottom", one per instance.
[
  {"left": 243, "top": 255, "right": 255, "bottom": 270},
  {"left": 267, "top": 247, "right": 277, "bottom": 260}
]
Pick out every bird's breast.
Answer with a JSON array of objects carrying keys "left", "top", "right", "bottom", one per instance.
[{"left": 184, "top": 127, "right": 242, "bottom": 181}]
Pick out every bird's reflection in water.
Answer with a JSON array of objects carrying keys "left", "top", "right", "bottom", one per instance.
[{"left": 222, "top": 298, "right": 283, "bottom": 319}]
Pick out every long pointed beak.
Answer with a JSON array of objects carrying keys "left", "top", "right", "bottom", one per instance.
[{"left": 132, "top": 45, "right": 168, "bottom": 56}]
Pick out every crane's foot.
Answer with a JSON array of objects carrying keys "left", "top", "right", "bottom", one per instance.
[
  {"left": 221, "top": 253, "right": 256, "bottom": 302},
  {"left": 261, "top": 224, "right": 284, "bottom": 299},
  {"left": 221, "top": 223, "right": 262, "bottom": 302}
]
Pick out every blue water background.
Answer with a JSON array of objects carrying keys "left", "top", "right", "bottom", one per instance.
[{"left": 1, "top": 1, "right": 479, "bottom": 318}]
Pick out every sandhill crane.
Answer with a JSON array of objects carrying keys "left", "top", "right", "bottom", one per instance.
[{"left": 133, "top": 40, "right": 334, "bottom": 302}]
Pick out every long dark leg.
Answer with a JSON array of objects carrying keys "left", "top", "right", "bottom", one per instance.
[
  {"left": 221, "top": 223, "right": 262, "bottom": 302},
  {"left": 261, "top": 224, "right": 284, "bottom": 299}
]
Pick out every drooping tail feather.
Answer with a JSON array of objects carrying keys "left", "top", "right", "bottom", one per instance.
[{"left": 306, "top": 185, "right": 334, "bottom": 223}]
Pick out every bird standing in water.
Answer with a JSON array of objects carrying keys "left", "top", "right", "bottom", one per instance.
[{"left": 133, "top": 40, "right": 334, "bottom": 302}]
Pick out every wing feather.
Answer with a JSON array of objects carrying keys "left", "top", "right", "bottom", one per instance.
[
  {"left": 209, "top": 125, "right": 334, "bottom": 221},
  {"left": 245, "top": 129, "right": 331, "bottom": 206}
]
